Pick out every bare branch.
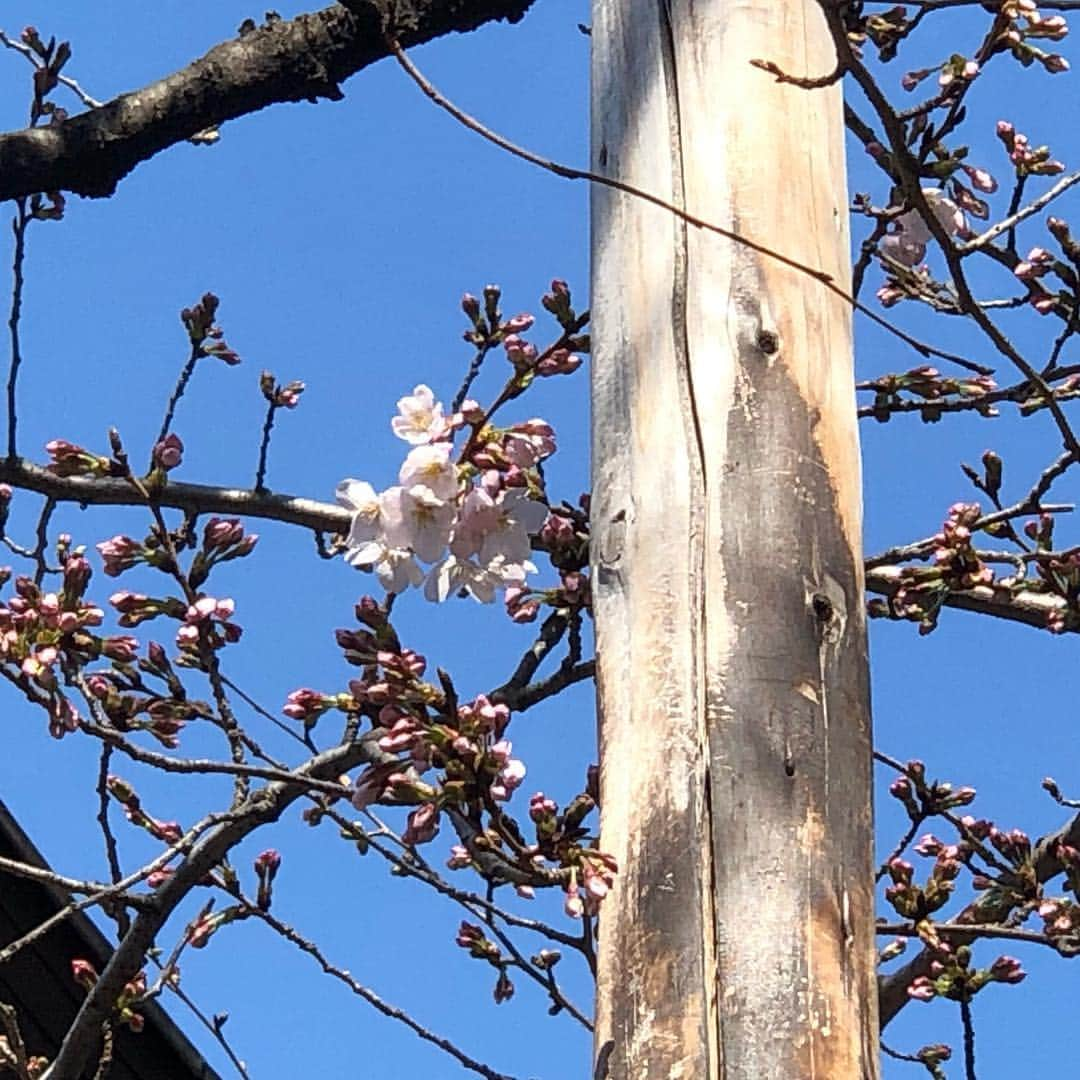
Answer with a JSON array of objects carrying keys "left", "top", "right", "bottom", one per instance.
[{"left": 0, "top": 3, "right": 537, "bottom": 203}]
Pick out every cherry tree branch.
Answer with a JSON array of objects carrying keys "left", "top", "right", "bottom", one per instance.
[
  {"left": 41, "top": 739, "right": 381, "bottom": 1079},
  {"left": 878, "top": 797, "right": 1080, "bottom": 1029},
  {"left": 0, "top": 2, "right": 537, "bottom": 203}
]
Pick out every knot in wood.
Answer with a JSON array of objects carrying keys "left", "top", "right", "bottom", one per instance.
[{"left": 755, "top": 328, "right": 780, "bottom": 355}]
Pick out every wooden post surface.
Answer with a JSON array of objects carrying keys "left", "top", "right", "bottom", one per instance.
[{"left": 589, "top": 2, "right": 879, "bottom": 1077}]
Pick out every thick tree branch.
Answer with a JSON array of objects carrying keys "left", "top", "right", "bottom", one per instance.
[
  {"left": 1, "top": 458, "right": 1072, "bottom": 634},
  {"left": 865, "top": 565, "right": 1065, "bottom": 633},
  {"left": 0, "top": 1, "right": 537, "bottom": 203},
  {"left": 0, "top": 457, "right": 351, "bottom": 532},
  {"left": 42, "top": 737, "right": 381, "bottom": 1079}
]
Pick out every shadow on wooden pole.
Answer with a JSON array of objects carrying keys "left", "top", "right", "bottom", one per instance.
[{"left": 589, "top": 1, "right": 879, "bottom": 1076}]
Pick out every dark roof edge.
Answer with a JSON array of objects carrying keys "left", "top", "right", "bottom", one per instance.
[{"left": 0, "top": 799, "right": 223, "bottom": 1080}]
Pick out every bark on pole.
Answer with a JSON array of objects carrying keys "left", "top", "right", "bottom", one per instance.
[{"left": 589, "top": 2, "right": 879, "bottom": 1077}]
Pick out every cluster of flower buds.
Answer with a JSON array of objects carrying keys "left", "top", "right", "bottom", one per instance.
[
  {"left": 883, "top": 854, "right": 961, "bottom": 920},
  {"left": 70, "top": 959, "right": 147, "bottom": 1033},
  {"left": 1014, "top": 246, "right": 1055, "bottom": 281},
  {"left": 107, "top": 775, "right": 183, "bottom": 845},
  {"left": 907, "top": 945, "right": 1026, "bottom": 1004},
  {"left": 454, "top": 922, "right": 515, "bottom": 1003},
  {"left": 0, "top": 550, "right": 142, "bottom": 736},
  {"left": 21, "top": 26, "right": 72, "bottom": 125},
  {"left": 871, "top": 504, "right": 995, "bottom": 633},
  {"left": 563, "top": 852, "right": 618, "bottom": 919},
  {"left": 290, "top": 605, "right": 618, "bottom": 911},
  {"left": 259, "top": 370, "right": 305, "bottom": 409},
  {"left": 996, "top": 120, "right": 1066, "bottom": 177},
  {"left": 902, "top": 55, "right": 980, "bottom": 93},
  {"left": 97, "top": 534, "right": 168, "bottom": 578},
  {"left": 176, "top": 595, "right": 241, "bottom": 656},
  {"left": 527, "top": 788, "right": 615, "bottom": 917},
  {"left": 460, "top": 283, "right": 513, "bottom": 347},
  {"left": 84, "top": 641, "right": 194, "bottom": 749},
  {"left": 1037, "top": 885, "right": 1080, "bottom": 949},
  {"left": 45, "top": 438, "right": 117, "bottom": 479},
  {"left": 180, "top": 292, "right": 240, "bottom": 365},
  {"left": 993, "top": 1, "right": 1069, "bottom": 73},
  {"left": 888, "top": 760, "right": 978, "bottom": 820},
  {"left": 1005, "top": 513, "right": 1080, "bottom": 631},
  {"left": 188, "top": 518, "right": 258, "bottom": 590}
]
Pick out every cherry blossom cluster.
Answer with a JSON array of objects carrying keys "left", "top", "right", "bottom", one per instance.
[
  {"left": 336, "top": 385, "right": 550, "bottom": 600},
  {"left": 906, "top": 949, "right": 1026, "bottom": 1005},
  {"left": 337, "top": 282, "right": 586, "bottom": 603}
]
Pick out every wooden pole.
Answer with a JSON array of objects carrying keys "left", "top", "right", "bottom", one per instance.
[{"left": 589, "top": 2, "right": 879, "bottom": 1077}]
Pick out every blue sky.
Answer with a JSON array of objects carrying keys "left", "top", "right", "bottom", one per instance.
[{"left": 0, "top": 3, "right": 1077, "bottom": 1078}]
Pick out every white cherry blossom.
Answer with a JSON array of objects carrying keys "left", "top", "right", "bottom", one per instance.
[
  {"left": 399, "top": 442, "right": 459, "bottom": 501},
  {"left": 380, "top": 484, "right": 455, "bottom": 563},
  {"left": 391, "top": 384, "right": 448, "bottom": 444},
  {"left": 479, "top": 489, "right": 548, "bottom": 566},
  {"left": 336, "top": 479, "right": 382, "bottom": 549}
]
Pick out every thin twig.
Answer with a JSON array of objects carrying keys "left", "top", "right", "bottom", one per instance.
[
  {"left": 960, "top": 172, "right": 1080, "bottom": 253},
  {"left": 254, "top": 399, "right": 277, "bottom": 491},
  {"left": 157, "top": 343, "right": 200, "bottom": 446},
  {"left": 250, "top": 903, "right": 519, "bottom": 1080},
  {"left": 387, "top": 37, "right": 993, "bottom": 377},
  {"left": 959, "top": 995, "right": 976, "bottom": 1080},
  {"left": 6, "top": 201, "right": 28, "bottom": 460},
  {"left": 95, "top": 744, "right": 130, "bottom": 937}
]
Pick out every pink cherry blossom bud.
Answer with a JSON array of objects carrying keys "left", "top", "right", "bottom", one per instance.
[
  {"left": 457, "top": 401, "right": 483, "bottom": 426},
  {"left": 102, "top": 636, "right": 139, "bottom": 663},
  {"left": 502, "top": 313, "right": 535, "bottom": 334},
  {"left": 152, "top": 433, "right": 184, "bottom": 471},
  {"left": 402, "top": 803, "right": 440, "bottom": 846},
  {"left": 204, "top": 517, "right": 244, "bottom": 549},
  {"left": 990, "top": 955, "right": 1025, "bottom": 984},
  {"left": 85, "top": 675, "right": 112, "bottom": 699},
  {"left": 283, "top": 688, "right": 331, "bottom": 722},
  {"left": 564, "top": 883, "right": 584, "bottom": 918},
  {"left": 907, "top": 976, "right": 936, "bottom": 1002},
  {"left": 96, "top": 536, "right": 143, "bottom": 577},
  {"left": 71, "top": 959, "right": 98, "bottom": 988},
  {"left": 447, "top": 845, "right": 471, "bottom": 870},
  {"left": 962, "top": 165, "right": 998, "bottom": 193},
  {"left": 461, "top": 293, "right": 481, "bottom": 322}
]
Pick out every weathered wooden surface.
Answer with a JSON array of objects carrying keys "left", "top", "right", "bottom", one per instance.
[{"left": 589, "top": 2, "right": 879, "bottom": 1077}]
